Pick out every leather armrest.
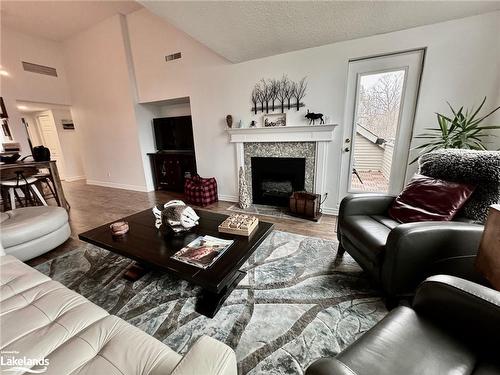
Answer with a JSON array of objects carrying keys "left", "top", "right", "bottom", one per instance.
[
  {"left": 413, "top": 275, "right": 500, "bottom": 347},
  {"left": 171, "top": 335, "right": 237, "bottom": 375},
  {"left": 338, "top": 194, "right": 395, "bottom": 241},
  {"left": 306, "top": 357, "right": 356, "bottom": 375},
  {"left": 382, "top": 222, "right": 484, "bottom": 297},
  {"left": 339, "top": 194, "right": 396, "bottom": 218}
]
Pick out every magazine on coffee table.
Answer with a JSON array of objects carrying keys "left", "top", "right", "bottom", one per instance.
[{"left": 171, "top": 235, "right": 234, "bottom": 269}]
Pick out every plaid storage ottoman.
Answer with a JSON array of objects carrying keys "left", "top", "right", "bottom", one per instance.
[{"left": 184, "top": 174, "right": 218, "bottom": 207}]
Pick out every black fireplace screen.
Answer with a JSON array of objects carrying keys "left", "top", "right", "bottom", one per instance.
[{"left": 251, "top": 157, "right": 306, "bottom": 207}]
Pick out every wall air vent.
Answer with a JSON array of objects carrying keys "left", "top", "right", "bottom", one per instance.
[
  {"left": 165, "top": 52, "right": 182, "bottom": 62},
  {"left": 22, "top": 61, "right": 58, "bottom": 77}
]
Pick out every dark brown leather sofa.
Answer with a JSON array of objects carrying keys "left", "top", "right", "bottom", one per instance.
[
  {"left": 336, "top": 193, "right": 484, "bottom": 303},
  {"left": 306, "top": 275, "right": 500, "bottom": 375}
]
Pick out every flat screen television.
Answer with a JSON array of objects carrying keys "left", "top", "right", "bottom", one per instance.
[{"left": 153, "top": 116, "right": 194, "bottom": 151}]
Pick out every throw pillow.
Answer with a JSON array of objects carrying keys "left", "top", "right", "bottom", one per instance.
[
  {"left": 389, "top": 174, "right": 476, "bottom": 223},
  {"left": 419, "top": 149, "right": 500, "bottom": 223}
]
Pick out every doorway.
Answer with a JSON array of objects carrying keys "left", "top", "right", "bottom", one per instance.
[
  {"left": 36, "top": 112, "right": 66, "bottom": 179},
  {"left": 340, "top": 50, "right": 424, "bottom": 197},
  {"left": 17, "top": 100, "right": 84, "bottom": 181}
]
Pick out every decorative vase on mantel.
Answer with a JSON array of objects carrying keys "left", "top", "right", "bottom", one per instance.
[
  {"left": 226, "top": 115, "right": 233, "bottom": 128},
  {"left": 238, "top": 167, "right": 251, "bottom": 209}
]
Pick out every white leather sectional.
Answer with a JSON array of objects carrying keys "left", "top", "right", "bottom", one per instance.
[{"left": 0, "top": 255, "right": 237, "bottom": 375}]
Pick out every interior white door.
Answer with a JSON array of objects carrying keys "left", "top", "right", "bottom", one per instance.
[
  {"left": 37, "top": 113, "right": 66, "bottom": 179},
  {"left": 339, "top": 50, "right": 424, "bottom": 200}
]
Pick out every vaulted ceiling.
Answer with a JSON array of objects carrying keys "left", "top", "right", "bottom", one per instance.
[
  {"left": 2, "top": 1, "right": 498, "bottom": 62},
  {"left": 141, "top": 1, "right": 500, "bottom": 63},
  {"left": 0, "top": 0, "right": 142, "bottom": 41}
]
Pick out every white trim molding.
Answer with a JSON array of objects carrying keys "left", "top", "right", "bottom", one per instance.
[
  {"left": 86, "top": 179, "right": 150, "bottom": 192},
  {"left": 321, "top": 206, "right": 339, "bottom": 216},
  {"left": 227, "top": 124, "right": 337, "bottom": 143},
  {"left": 64, "top": 175, "right": 86, "bottom": 182},
  {"left": 218, "top": 194, "right": 239, "bottom": 203},
  {"left": 227, "top": 124, "right": 338, "bottom": 199}
]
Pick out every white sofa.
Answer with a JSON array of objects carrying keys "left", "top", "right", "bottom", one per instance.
[{"left": 0, "top": 255, "right": 237, "bottom": 375}]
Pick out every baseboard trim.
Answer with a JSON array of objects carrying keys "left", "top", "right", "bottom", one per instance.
[
  {"left": 86, "top": 179, "right": 149, "bottom": 192},
  {"left": 218, "top": 194, "right": 238, "bottom": 203},
  {"left": 64, "top": 175, "right": 86, "bottom": 182},
  {"left": 321, "top": 206, "right": 339, "bottom": 216}
]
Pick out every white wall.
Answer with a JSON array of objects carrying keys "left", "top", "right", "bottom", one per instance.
[
  {"left": 159, "top": 102, "right": 191, "bottom": 117},
  {"left": 63, "top": 15, "right": 149, "bottom": 191},
  {"left": 0, "top": 27, "right": 72, "bottom": 155},
  {"left": 127, "top": 10, "right": 500, "bottom": 211}
]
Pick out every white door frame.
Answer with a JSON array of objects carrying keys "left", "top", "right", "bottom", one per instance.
[{"left": 338, "top": 49, "right": 425, "bottom": 201}]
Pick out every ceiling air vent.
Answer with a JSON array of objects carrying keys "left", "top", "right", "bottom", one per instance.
[
  {"left": 22, "top": 61, "right": 58, "bottom": 77},
  {"left": 165, "top": 52, "right": 182, "bottom": 62}
]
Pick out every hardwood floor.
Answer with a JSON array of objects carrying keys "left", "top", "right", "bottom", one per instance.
[{"left": 27, "top": 180, "right": 337, "bottom": 266}]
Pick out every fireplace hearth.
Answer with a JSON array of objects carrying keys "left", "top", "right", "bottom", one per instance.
[{"left": 251, "top": 157, "right": 306, "bottom": 207}]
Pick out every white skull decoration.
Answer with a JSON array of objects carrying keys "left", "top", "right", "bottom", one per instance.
[{"left": 152, "top": 200, "right": 200, "bottom": 233}]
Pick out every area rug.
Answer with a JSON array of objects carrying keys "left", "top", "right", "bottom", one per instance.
[
  {"left": 35, "top": 231, "right": 387, "bottom": 374},
  {"left": 227, "top": 204, "right": 323, "bottom": 223}
]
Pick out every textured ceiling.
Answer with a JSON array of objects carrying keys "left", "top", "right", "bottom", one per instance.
[
  {"left": 141, "top": 1, "right": 500, "bottom": 63},
  {"left": 0, "top": 0, "right": 142, "bottom": 41}
]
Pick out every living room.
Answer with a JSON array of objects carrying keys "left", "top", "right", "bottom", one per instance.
[{"left": 1, "top": 1, "right": 499, "bottom": 374}]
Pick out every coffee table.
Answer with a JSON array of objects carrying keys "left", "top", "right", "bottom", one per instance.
[{"left": 79, "top": 208, "right": 274, "bottom": 318}]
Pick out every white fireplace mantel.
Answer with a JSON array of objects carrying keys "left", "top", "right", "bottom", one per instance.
[
  {"left": 229, "top": 124, "right": 338, "bottom": 200},
  {"left": 227, "top": 124, "right": 337, "bottom": 143}
]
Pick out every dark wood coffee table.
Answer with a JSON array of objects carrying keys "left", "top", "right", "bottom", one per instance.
[{"left": 79, "top": 208, "right": 274, "bottom": 318}]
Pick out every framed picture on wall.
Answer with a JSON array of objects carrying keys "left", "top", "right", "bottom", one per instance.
[
  {"left": 0, "top": 97, "right": 8, "bottom": 119},
  {"left": 263, "top": 113, "right": 286, "bottom": 127},
  {"left": 62, "top": 119, "right": 75, "bottom": 130}
]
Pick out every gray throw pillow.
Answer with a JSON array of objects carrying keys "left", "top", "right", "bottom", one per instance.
[{"left": 418, "top": 149, "right": 500, "bottom": 223}]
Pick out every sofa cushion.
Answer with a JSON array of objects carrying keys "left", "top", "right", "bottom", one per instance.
[
  {"left": 389, "top": 174, "right": 475, "bottom": 223},
  {"left": 341, "top": 215, "right": 396, "bottom": 262},
  {"left": 1, "top": 206, "right": 69, "bottom": 248},
  {"left": 41, "top": 315, "right": 181, "bottom": 375},
  {"left": 335, "top": 306, "right": 475, "bottom": 375},
  {"left": 0, "top": 254, "right": 50, "bottom": 299}
]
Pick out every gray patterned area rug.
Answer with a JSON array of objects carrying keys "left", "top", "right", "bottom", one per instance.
[{"left": 35, "top": 230, "right": 387, "bottom": 374}]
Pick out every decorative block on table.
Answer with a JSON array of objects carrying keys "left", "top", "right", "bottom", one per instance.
[{"left": 218, "top": 214, "right": 259, "bottom": 236}]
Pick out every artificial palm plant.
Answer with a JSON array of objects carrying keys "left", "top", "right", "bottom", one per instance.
[{"left": 412, "top": 97, "right": 500, "bottom": 163}]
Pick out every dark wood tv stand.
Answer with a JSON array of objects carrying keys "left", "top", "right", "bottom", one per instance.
[{"left": 148, "top": 150, "right": 197, "bottom": 192}]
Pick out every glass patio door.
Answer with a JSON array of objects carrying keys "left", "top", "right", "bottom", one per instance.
[{"left": 340, "top": 50, "right": 424, "bottom": 197}]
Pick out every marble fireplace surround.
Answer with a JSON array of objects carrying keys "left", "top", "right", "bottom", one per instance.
[
  {"left": 244, "top": 142, "right": 315, "bottom": 200},
  {"left": 227, "top": 125, "right": 337, "bottom": 201}
]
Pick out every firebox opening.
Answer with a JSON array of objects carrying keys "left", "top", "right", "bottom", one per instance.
[{"left": 251, "top": 157, "right": 306, "bottom": 207}]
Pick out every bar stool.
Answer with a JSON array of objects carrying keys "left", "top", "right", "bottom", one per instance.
[
  {"left": 33, "top": 169, "right": 58, "bottom": 204},
  {"left": 19, "top": 156, "right": 65, "bottom": 208},
  {"left": 0, "top": 169, "right": 47, "bottom": 209}
]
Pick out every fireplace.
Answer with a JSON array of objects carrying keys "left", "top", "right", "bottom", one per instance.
[{"left": 251, "top": 157, "right": 306, "bottom": 207}]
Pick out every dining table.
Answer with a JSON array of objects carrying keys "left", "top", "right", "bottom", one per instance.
[{"left": 0, "top": 160, "right": 69, "bottom": 211}]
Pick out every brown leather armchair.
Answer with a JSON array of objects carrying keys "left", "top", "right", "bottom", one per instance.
[
  {"left": 306, "top": 275, "right": 500, "bottom": 375},
  {"left": 336, "top": 193, "right": 484, "bottom": 303}
]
